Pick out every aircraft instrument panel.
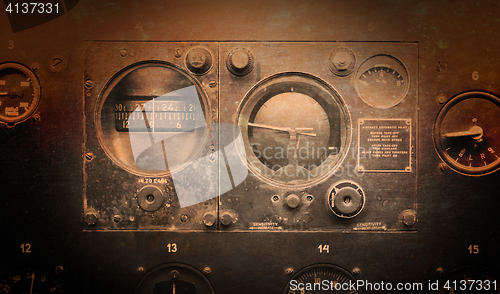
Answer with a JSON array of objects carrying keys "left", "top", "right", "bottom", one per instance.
[{"left": 0, "top": 1, "right": 499, "bottom": 294}]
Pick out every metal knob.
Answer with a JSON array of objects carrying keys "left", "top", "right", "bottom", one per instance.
[{"left": 226, "top": 48, "right": 254, "bottom": 76}]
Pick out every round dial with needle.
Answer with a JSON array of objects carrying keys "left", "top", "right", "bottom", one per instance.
[
  {"left": 0, "top": 265, "right": 65, "bottom": 293},
  {"left": 0, "top": 63, "right": 41, "bottom": 125},
  {"left": 355, "top": 55, "right": 409, "bottom": 108},
  {"left": 285, "top": 264, "right": 362, "bottom": 294},
  {"left": 237, "top": 73, "right": 350, "bottom": 187},
  {"left": 434, "top": 91, "right": 500, "bottom": 176},
  {"left": 438, "top": 265, "right": 500, "bottom": 293}
]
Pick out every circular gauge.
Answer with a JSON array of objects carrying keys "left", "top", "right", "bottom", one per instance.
[
  {"left": 355, "top": 54, "right": 409, "bottom": 108},
  {"left": 434, "top": 91, "right": 500, "bottom": 176},
  {"left": 237, "top": 73, "right": 351, "bottom": 188},
  {"left": 328, "top": 181, "right": 365, "bottom": 218},
  {"left": 0, "top": 264, "right": 65, "bottom": 293},
  {"left": 285, "top": 264, "right": 362, "bottom": 294},
  {"left": 438, "top": 265, "right": 499, "bottom": 293},
  {"left": 135, "top": 263, "right": 214, "bottom": 294},
  {"left": 96, "top": 61, "right": 211, "bottom": 176},
  {"left": 0, "top": 62, "right": 41, "bottom": 125}
]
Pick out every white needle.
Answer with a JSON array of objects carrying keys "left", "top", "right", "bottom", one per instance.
[{"left": 248, "top": 122, "right": 316, "bottom": 137}]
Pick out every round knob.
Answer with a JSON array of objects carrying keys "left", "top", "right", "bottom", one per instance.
[
  {"left": 328, "top": 181, "right": 365, "bottom": 218},
  {"left": 226, "top": 48, "right": 254, "bottom": 76},
  {"left": 285, "top": 194, "right": 301, "bottom": 209},
  {"left": 186, "top": 47, "right": 212, "bottom": 75}
]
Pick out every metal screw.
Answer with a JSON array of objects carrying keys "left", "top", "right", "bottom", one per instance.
[
  {"left": 50, "top": 56, "right": 67, "bottom": 72},
  {"left": 203, "top": 213, "right": 216, "bottom": 227},
  {"left": 85, "top": 152, "right": 95, "bottom": 161},
  {"left": 439, "top": 163, "right": 447, "bottom": 171},
  {"left": 437, "top": 94, "right": 447, "bottom": 104},
  {"left": 32, "top": 114, "right": 40, "bottom": 122},
  {"left": 272, "top": 195, "right": 280, "bottom": 202},
  {"left": 85, "top": 79, "right": 94, "bottom": 89},
  {"left": 436, "top": 267, "right": 444, "bottom": 275},
  {"left": 352, "top": 268, "right": 361, "bottom": 275},
  {"left": 85, "top": 212, "right": 98, "bottom": 226},
  {"left": 436, "top": 60, "right": 447, "bottom": 72},
  {"left": 180, "top": 214, "right": 189, "bottom": 222},
  {"left": 220, "top": 213, "right": 233, "bottom": 226},
  {"left": 31, "top": 64, "right": 38, "bottom": 72},
  {"left": 306, "top": 195, "right": 313, "bottom": 202},
  {"left": 203, "top": 267, "right": 211, "bottom": 275},
  {"left": 113, "top": 214, "right": 121, "bottom": 222},
  {"left": 54, "top": 265, "right": 64, "bottom": 275},
  {"left": 137, "top": 267, "right": 145, "bottom": 275},
  {"left": 120, "top": 49, "right": 128, "bottom": 58},
  {"left": 174, "top": 48, "right": 183, "bottom": 58},
  {"left": 285, "top": 268, "right": 294, "bottom": 275},
  {"left": 209, "top": 80, "right": 217, "bottom": 88}
]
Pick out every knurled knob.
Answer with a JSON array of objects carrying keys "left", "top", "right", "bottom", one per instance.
[
  {"left": 186, "top": 47, "right": 212, "bottom": 75},
  {"left": 226, "top": 48, "right": 254, "bottom": 76}
]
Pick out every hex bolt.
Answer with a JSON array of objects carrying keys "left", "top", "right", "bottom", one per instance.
[
  {"left": 85, "top": 212, "right": 98, "bottom": 226},
  {"left": 285, "top": 268, "right": 294, "bottom": 275},
  {"left": 203, "top": 267, "right": 212, "bottom": 275},
  {"left": 85, "top": 79, "right": 94, "bottom": 89},
  {"left": 203, "top": 213, "right": 216, "bottom": 227},
  {"left": 352, "top": 268, "right": 361, "bottom": 275},
  {"left": 400, "top": 210, "right": 417, "bottom": 227}
]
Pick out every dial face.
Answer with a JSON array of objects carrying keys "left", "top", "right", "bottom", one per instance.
[
  {"left": 434, "top": 92, "right": 500, "bottom": 176},
  {"left": 135, "top": 263, "right": 213, "bottom": 294},
  {"left": 0, "top": 265, "right": 65, "bottom": 293},
  {"left": 0, "top": 63, "right": 41, "bottom": 125},
  {"left": 237, "top": 73, "right": 350, "bottom": 187},
  {"left": 96, "top": 62, "right": 210, "bottom": 176},
  {"left": 438, "top": 266, "right": 500, "bottom": 293},
  {"left": 285, "top": 264, "right": 362, "bottom": 294},
  {"left": 355, "top": 55, "right": 409, "bottom": 108}
]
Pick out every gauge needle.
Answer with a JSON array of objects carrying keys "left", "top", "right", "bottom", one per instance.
[
  {"left": 442, "top": 126, "right": 483, "bottom": 138},
  {"left": 29, "top": 271, "right": 34, "bottom": 294},
  {"left": 248, "top": 122, "right": 316, "bottom": 137},
  {"left": 0, "top": 91, "right": 23, "bottom": 98}
]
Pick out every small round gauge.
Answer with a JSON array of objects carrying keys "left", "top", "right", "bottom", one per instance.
[
  {"left": 96, "top": 61, "right": 211, "bottom": 176},
  {"left": 237, "top": 73, "right": 351, "bottom": 188},
  {"left": 355, "top": 55, "right": 409, "bottom": 108},
  {"left": 438, "top": 265, "right": 499, "bottom": 293},
  {"left": 285, "top": 264, "right": 362, "bottom": 294},
  {"left": 434, "top": 91, "right": 500, "bottom": 176},
  {"left": 135, "top": 263, "right": 214, "bottom": 294},
  {"left": 0, "top": 62, "right": 41, "bottom": 125},
  {"left": 0, "top": 264, "right": 65, "bottom": 293}
]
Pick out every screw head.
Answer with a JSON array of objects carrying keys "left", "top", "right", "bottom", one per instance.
[
  {"left": 174, "top": 48, "right": 183, "bottom": 58},
  {"left": 203, "top": 267, "right": 212, "bottom": 275},
  {"left": 137, "top": 267, "right": 146, "bottom": 275},
  {"left": 436, "top": 267, "right": 444, "bottom": 275},
  {"left": 436, "top": 60, "right": 447, "bottom": 72},
  {"left": 54, "top": 265, "right": 64, "bottom": 275},
  {"left": 85, "top": 212, "right": 98, "bottom": 226},
  {"left": 180, "top": 214, "right": 189, "bottom": 222},
  {"left": 113, "top": 214, "right": 121, "bottom": 222},
  {"left": 285, "top": 268, "right": 294, "bottom": 275},
  {"left": 32, "top": 114, "right": 40, "bottom": 122},
  {"left": 352, "top": 267, "right": 361, "bottom": 275}
]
